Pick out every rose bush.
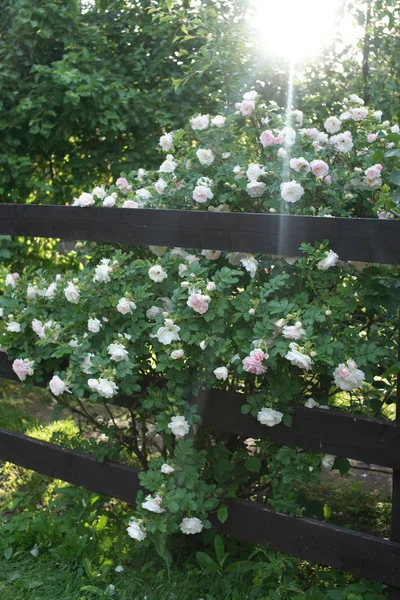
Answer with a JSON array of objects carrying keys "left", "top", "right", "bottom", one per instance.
[{"left": 1, "top": 92, "right": 399, "bottom": 560}]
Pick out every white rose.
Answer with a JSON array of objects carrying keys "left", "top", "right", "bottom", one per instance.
[
  {"left": 155, "top": 319, "right": 181, "bottom": 345},
  {"left": 285, "top": 343, "right": 313, "bottom": 370},
  {"left": 93, "top": 186, "right": 106, "bottom": 199},
  {"left": 49, "top": 375, "right": 69, "bottom": 396},
  {"left": 350, "top": 107, "right": 368, "bottom": 121},
  {"left": 322, "top": 454, "right": 336, "bottom": 469},
  {"left": 289, "top": 157, "right": 310, "bottom": 173},
  {"left": 159, "top": 154, "right": 178, "bottom": 173},
  {"left": 161, "top": 463, "right": 175, "bottom": 474},
  {"left": 192, "top": 185, "right": 213, "bottom": 203},
  {"left": 126, "top": 519, "right": 146, "bottom": 541},
  {"left": 97, "top": 378, "right": 119, "bottom": 398},
  {"left": 317, "top": 250, "right": 339, "bottom": 271},
  {"left": 211, "top": 115, "right": 226, "bottom": 127},
  {"left": 93, "top": 259, "right": 112, "bottom": 283},
  {"left": 103, "top": 195, "right": 116, "bottom": 208},
  {"left": 88, "top": 378, "right": 99, "bottom": 390},
  {"left": 88, "top": 318, "right": 102, "bottom": 333},
  {"left": 246, "top": 163, "right": 265, "bottom": 181},
  {"left": 179, "top": 517, "right": 203, "bottom": 535},
  {"left": 155, "top": 178, "right": 168, "bottom": 194},
  {"left": 199, "top": 340, "right": 207, "bottom": 350},
  {"left": 171, "top": 349, "right": 184, "bottom": 359},
  {"left": 44, "top": 282, "right": 57, "bottom": 300},
  {"left": 310, "top": 160, "right": 329, "bottom": 178},
  {"left": 159, "top": 132, "right": 174, "bottom": 151},
  {"left": 201, "top": 249, "right": 221, "bottom": 261},
  {"left": 246, "top": 181, "right": 266, "bottom": 198},
  {"left": 196, "top": 149, "right": 214, "bottom": 166},
  {"left": 190, "top": 114, "right": 209, "bottom": 130},
  {"left": 279, "top": 126, "right": 296, "bottom": 146},
  {"left": 146, "top": 306, "right": 163, "bottom": 320},
  {"left": 168, "top": 415, "right": 190, "bottom": 437},
  {"left": 305, "top": 398, "right": 319, "bottom": 408},
  {"left": 136, "top": 188, "right": 152, "bottom": 201},
  {"left": 324, "top": 116, "right": 341, "bottom": 134},
  {"left": 213, "top": 366, "right": 228, "bottom": 381},
  {"left": 82, "top": 353, "right": 94, "bottom": 375},
  {"left": 142, "top": 495, "right": 165, "bottom": 514},
  {"left": 64, "top": 282, "right": 80, "bottom": 304},
  {"left": 257, "top": 407, "right": 283, "bottom": 427},
  {"left": 117, "top": 297, "right": 136, "bottom": 314},
  {"left": 7, "top": 321, "right": 21, "bottom": 333},
  {"left": 242, "top": 90, "right": 258, "bottom": 101},
  {"left": 333, "top": 131, "right": 353, "bottom": 152},
  {"left": 333, "top": 360, "right": 365, "bottom": 391},
  {"left": 108, "top": 342, "right": 129, "bottom": 362},
  {"left": 373, "top": 110, "right": 382, "bottom": 122},
  {"left": 148, "top": 265, "right": 167, "bottom": 282},
  {"left": 32, "top": 319, "right": 45, "bottom": 338},
  {"left": 72, "top": 192, "right": 95, "bottom": 207},
  {"left": 280, "top": 181, "right": 304, "bottom": 203},
  {"left": 282, "top": 322, "right": 306, "bottom": 340},
  {"left": 349, "top": 94, "right": 364, "bottom": 105},
  {"left": 240, "top": 255, "right": 258, "bottom": 278}
]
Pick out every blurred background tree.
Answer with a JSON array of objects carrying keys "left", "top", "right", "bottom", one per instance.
[{"left": 0, "top": 0, "right": 398, "bottom": 205}]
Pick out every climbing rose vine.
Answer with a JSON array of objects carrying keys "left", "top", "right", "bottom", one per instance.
[{"left": 1, "top": 92, "right": 399, "bottom": 560}]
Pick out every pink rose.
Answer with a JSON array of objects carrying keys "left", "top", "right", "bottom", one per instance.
[
  {"left": 260, "top": 130, "right": 275, "bottom": 147},
  {"left": 12, "top": 273, "right": 19, "bottom": 280},
  {"left": 242, "top": 356, "right": 266, "bottom": 375},
  {"left": 365, "top": 164, "right": 383, "bottom": 181},
  {"left": 187, "top": 293, "right": 209, "bottom": 314},
  {"left": 116, "top": 177, "right": 132, "bottom": 192},
  {"left": 367, "top": 133, "right": 377, "bottom": 143},
  {"left": 240, "top": 100, "right": 255, "bottom": 117},
  {"left": 12, "top": 358, "right": 34, "bottom": 382},
  {"left": 249, "top": 349, "right": 264, "bottom": 362},
  {"left": 324, "top": 175, "right": 332, "bottom": 185},
  {"left": 274, "top": 136, "right": 284, "bottom": 145}
]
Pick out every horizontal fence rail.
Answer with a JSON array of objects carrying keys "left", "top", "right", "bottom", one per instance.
[
  {"left": 0, "top": 204, "right": 400, "bottom": 263},
  {"left": 1, "top": 353, "right": 399, "bottom": 469},
  {"left": 0, "top": 427, "right": 399, "bottom": 588}
]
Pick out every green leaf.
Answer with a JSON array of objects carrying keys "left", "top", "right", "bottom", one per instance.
[
  {"left": 214, "top": 534, "right": 225, "bottom": 565},
  {"left": 245, "top": 456, "right": 262, "bottom": 473},
  {"left": 3, "top": 547, "right": 13, "bottom": 560},
  {"left": 217, "top": 504, "right": 228, "bottom": 524},
  {"left": 332, "top": 456, "right": 351, "bottom": 476},
  {"left": 371, "top": 150, "right": 384, "bottom": 163},
  {"left": 196, "top": 552, "right": 219, "bottom": 573},
  {"left": 390, "top": 170, "right": 400, "bottom": 186}
]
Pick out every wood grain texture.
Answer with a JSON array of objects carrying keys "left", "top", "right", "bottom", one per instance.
[
  {"left": 0, "top": 428, "right": 141, "bottom": 503},
  {"left": 0, "top": 204, "right": 399, "bottom": 263}
]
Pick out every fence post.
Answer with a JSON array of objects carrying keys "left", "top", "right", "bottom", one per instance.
[{"left": 388, "top": 320, "right": 400, "bottom": 599}]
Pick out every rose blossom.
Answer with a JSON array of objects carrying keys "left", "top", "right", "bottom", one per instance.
[
  {"left": 310, "top": 160, "right": 329, "bottom": 178},
  {"left": 117, "top": 297, "right": 137, "bottom": 314},
  {"left": 180, "top": 517, "right": 203, "bottom": 535},
  {"left": 81, "top": 353, "right": 94, "bottom": 375},
  {"left": 136, "top": 188, "right": 152, "bottom": 201},
  {"left": 350, "top": 107, "right": 368, "bottom": 121},
  {"left": 32, "top": 319, "right": 45, "bottom": 338},
  {"left": 242, "top": 349, "right": 267, "bottom": 375},
  {"left": 349, "top": 94, "right": 364, "bottom": 105},
  {"left": 103, "top": 195, "right": 116, "bottom": 208},
  {"left": 171, "top": 349, "right": 184, "bottom": 360},
  {"left": 289, "top": 157, "right": 310, "bottom": 173},
  {"left": 324, "top": 116, "right": 341, "bottom": 134},
  {"left": 196, "top": 148, "right": 214, "bottom": 166},
  {"left": 202, "top": 249, "right": 221, "bottom": 261},
  {"left": 64, "top": 282, "right": 80, "bottom": 304},
  {"left": 364, "top": 164, "right": 383, "bottom": 182},
  {"left": 333, "top": 131, "right": 353, "bottom": 152},
  {"left": 122, "top": 200, "right": 138, "bottom": 208},
  {"left": 282, "top": 321, "right": 306, "bottom": 340},
  {"left": 280, "top": 181, "right": 304, "bottom": 203},
  {"left": 240, "top": 255, "right": 258, "bottom": 278},
  {"left": 246, "top": 181, "right": 266, "bottom": 198},
  {"left": 159, "top": 154, "right": 178, "bottom": 173},
  {"left": 45, "top": 282, "right": 57, "bottom": 300},
  {"left": 155, "top": 319, "right": 181, "bottom": 345},
  {"left": 12, "top": 358, "right": 35, "bottom": 381},
  {"left": 305, "top": 398, "right": 319, "bottom": 408},
  {"left": 88, "top": 318, "right": 101, "bottom": 333},
  {"left": 187, "top": 292, "right": 209, "bottom": 314},
  {"left": 192, "top": 185, "right": 213, "bottom": 203},
  {"left": 161, "top": 463, "right": 174, "bottom": 474},
  {"left": 199, "top": 340, "right": 207, "bottom": 350},
  {"left": 285, "top": 343, "right": 313, "bottom": 370},
  {"left": 190, "top": 114, "right": 209, "bottom": 130},
  {"left": 159, "top": 132, "right": 174, "bottom": 151},
  {"left": 213, "top": 366, "right": 228, "bottom": 381},
  {"left": 260, "top": 130, "right": 275, "bottom": 147},
  {"left": 367, "top": 133, "right": 377, "bottom": 143},
  {"left": 148, "top": 265, "right": 167, "bottom": 282},
  {"left": 142, "top": 495, "right": 165, "bottom": 514},
  {"left": 95, "top": 378, "right": 119, "bottom": 398},
  {"left": 257, "top": 407, "right": 283, "bottom": 427},
  {"left": 93, "top": 186, "right": 106, "bottom": 199},
  {"left": 127, "top": 519, "right": 146, "bottom": 541},
  {"left": 115, "top": 177, "right": 132, "bottom": 192},
  {"left": 7, "top": 321, "right": 21, "bottom": 333},
  {"left": 239, "top": 100, "right": 255, "bottom": 116},
  {"left": 93, "top": 259, "right": 112, "bottom": 283},
  {"left": 49, "top": 375, "right": 70, "bottom": 396},
  {"left": 246, "top": 163, "right": 265, "bottom": 181},
  {"left": 6, "top": 273, "right": 19, "bottom": 288},
  {"left": 206, "top": 281, "right": 216, "bottom": 291},
  {"left": 317, "top": 250, "right": 339, "bottom": 271},
  {"left": 108, "top": 342, "right": 129, "bottom": 362},
  {"left": 155, "top": 178, "right": 167, "bottom": 194},
  {"left": 211, "top": 115, "right": 226, "bottom": 127},
  {"left": 168, "top": 415, "right": 190, "bottom": 437},
  {"left": 333, "top": 359, "right": 365, "bottom": 391},
  {"left": 72, "top": 192, "right": 95, "bottom": 207}
]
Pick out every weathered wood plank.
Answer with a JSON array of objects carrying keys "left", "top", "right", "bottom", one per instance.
[
  {"left": 213, "top": 499, "right": 400, "bottom": 588},
  {"left": 0, "top": 428, "right": 141, "bottom": 503},
  {"left": 0, "top": 204, "right": 399, "bottom": 264}
]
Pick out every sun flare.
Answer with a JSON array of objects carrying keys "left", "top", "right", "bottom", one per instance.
[{"left": 249, "top": 0, "right": 345, "bottom": 61}]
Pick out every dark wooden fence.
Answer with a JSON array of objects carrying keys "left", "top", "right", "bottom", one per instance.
[{"left": 0, "top": 204, "right": 399, "bottom": 595}]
